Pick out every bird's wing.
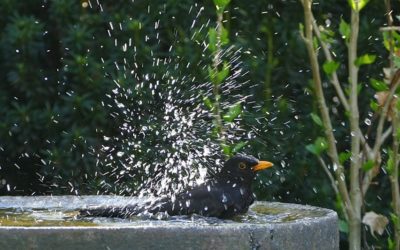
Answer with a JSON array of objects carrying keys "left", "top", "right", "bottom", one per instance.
[{"left": 147, "top": 182, "right": 237, "bottom": 218}]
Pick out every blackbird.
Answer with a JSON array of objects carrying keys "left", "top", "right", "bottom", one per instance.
[{"left": 80, "top": 154, "right": 273, "bottom": 219}]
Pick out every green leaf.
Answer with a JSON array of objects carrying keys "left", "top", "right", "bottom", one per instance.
[
  {"left": 299, "top": 23, "right": 304, "bottom": 36},
  {"left": 354, "top": 54, "right": 376, "bottom": 67},
  {"left": 216, "top": 62, "right": 230, "bottom": 85},
  {"left": 221, "top": 143, "right": 232, "bottom": 156},
  {"left": 203, "top": 96, "right": 213, "bottom": 110},
  {"left": 314, "top": 137, "right": 328, "bottom": 154},
  {"left": 305, "top": 144, "right": 318, "bottom": 155},
  {"left": 339, "top": 152, "right": 351, "bottom": 165},
  {"left": 369, "top": 78, "right": 389, "bottom": 91},
  {"left": 306, "top": 137, "right": 328, "bottom": 156},
  {"left": 387, "top": 149, "right": 394, "bottom": 175},
  {"left": 370, "top": 100, "right": 379, "bottom": 112},
  {"left": 362, "top": 160, "right": 375, "bottom": 172},
  {"left": 220, "top": 26, "right": 230, "bottom": 46},
  {"left": 339, "top": 219, "right": 349, "bottom": 233},
  {"left": 348, "top": 0, "right": 369, "bottom": 11},
  {"left": 232, "top": 141, "right": 247, "bottom": 153},
  {"left": 323, "top": 60, "right": 340, "bottom": 75},
  {"left": 394, "top": 56, "right": 400, "bottom": 68},
  {"left": 320, "top": 28, "right": 335, "bottom": 44},
  {"left": 223, "top": 102, "right": 242, "bottom": 122},
  {"left": 388, "top": 237, "right": 395, "bottom": 250},
  {"left": 208, "top": 28, "right": 217, "bottom": 52},
  {"left": 310, "top": 113, "right": 323, "bottom": 127},
  {"left": 214, "top": 0, "right": 231, "bottom": 12},
  {"left": 208, "top": 66, "right": 216, "bottom": 83},
  {"left": 339, "top": 18, "right": 350, "bottom": 41}
]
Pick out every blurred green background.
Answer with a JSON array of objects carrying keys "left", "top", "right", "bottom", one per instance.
[{"left": 0, "top": 0, "right": 395, "bottom": 247}]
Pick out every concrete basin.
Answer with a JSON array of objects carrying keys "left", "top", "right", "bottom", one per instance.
[{"left": 0, "top": 195, "right": 338, "bottom": 250}]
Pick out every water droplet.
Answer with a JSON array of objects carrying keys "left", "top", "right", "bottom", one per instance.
[{"left": 222, "top": 194, "right": 227, "bottom": 203}]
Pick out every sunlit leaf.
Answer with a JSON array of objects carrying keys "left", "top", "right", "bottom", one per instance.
[
  {"left": 323, "top": 60, "right": 340, "bottom": 75},
  {"left": 216, "top": 62, "right": 230, "bottom": 84},
  {"left": 348, "top": 0, "right": 369, "bottom": 11},
  {"left": 339, "top": 18, "right": 350, "bottom": 41},
  {"left": 214, "top": 0, "right": 231, "bottom": 12},
  {"left": 310, "top": 113, "right": 323, "bottom": 127},
  {"left": 369, "top": 78, "right": 389, "bottom": 92},
  {"left": 354, "top": 54, "right": 376, "bottom": 67},
  {"left": 208, "top": 28, "right": 217, "bottom": 52},
  {"left": 208, "top": 66, "right": 216, "bottom": 83},
  {"left": 220, "top": 26, "right": 230, "bottom": 46},
  {"left": 223, "top": 102, "right": 241, "bottom": 122},
  {"left": 362, "top": 211, "right": 389, "bottom": 237},
  {"left": 203, "top": 96, "right": 213, "bottom": 110}
]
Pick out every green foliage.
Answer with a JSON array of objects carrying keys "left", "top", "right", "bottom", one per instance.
[
  {"left": 306, "top": 137, "right": 328, "bottom": 156},
  {"left": 213, "top": 0, "right": 231, "bottom": 13},
  {"left": 370, "top": 78, "right": 389, "bottom": 91},
  {"left": 339, "top": 18, "right": 350, "bottom": 42},
  {"left": 362, "top": 160, "right": 375, "bottom": 172},
  {"left": 322, "top": 60, "right": 340, "bottom": 76},
  {"left": 223, "top": 102, "right": 242, "bottom": 122},
  {"left": 339, "top": 219, "right": 349, "bottom": 233},
  {"left": 310, "top": 113, "right": 323, "bottom": 127},
  {"left": 348, "top": 0, "right": 369, "bottom": 11},
  {"left": 354, "top": 53, "right": 376, "bottom": 66},
  {"left": 339, "top": 152, "right": 351, "bottom": 165}
]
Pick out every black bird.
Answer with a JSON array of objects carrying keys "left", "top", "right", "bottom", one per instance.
[{"left": 80, "top": 155, "right": 273, "bottom": 219}]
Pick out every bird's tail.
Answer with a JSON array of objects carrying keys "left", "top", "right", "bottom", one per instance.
[{"left": 79, "top": 205, "right": 141, "bottom": 218}]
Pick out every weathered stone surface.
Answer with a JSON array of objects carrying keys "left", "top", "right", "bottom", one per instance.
[{"left": 0, "top": 196, "right": 338, "bottom": 250}]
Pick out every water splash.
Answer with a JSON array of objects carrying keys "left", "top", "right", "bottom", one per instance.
[{"left": 89, "top": 1, "right": 253, "bottom": 197}]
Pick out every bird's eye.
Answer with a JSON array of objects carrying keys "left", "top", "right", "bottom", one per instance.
[{"left": 238, "top": 162, "right": 246, "bottom": 169}]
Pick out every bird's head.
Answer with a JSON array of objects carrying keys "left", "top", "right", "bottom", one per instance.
[{"left": 218, "top": 154, "right": 273, "bottom": 184}]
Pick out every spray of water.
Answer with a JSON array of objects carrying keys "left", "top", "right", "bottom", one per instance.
[{"left": 88, "top": 1, "right": 255, "bottom": 197}]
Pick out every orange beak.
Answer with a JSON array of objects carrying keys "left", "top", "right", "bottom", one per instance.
[{"left": 252, "top": 161, "right": 273, "bottom": 172}]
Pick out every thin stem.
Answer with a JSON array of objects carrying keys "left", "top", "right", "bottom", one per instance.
[
  {"left": 317, "top": 156, "right": 348, "bottom": 221},
  {"left": 212, "top": 11, "right": 225, "bottom": 143},
  {"left": 311, "top": 15, "right": 349, "bottom": 111},
  {"left": 348, "top": 8, "right": 362, "bottom": 250},
  {"left": 301, "top": 0, "right": 352, "bottom": 219}
]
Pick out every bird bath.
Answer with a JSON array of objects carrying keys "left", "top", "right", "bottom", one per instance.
[{"left": 0, "top": 195, "right": 338, "bottom": 250}]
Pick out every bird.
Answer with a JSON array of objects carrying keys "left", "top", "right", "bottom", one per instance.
[{"left": 79, "top": 154, "right": 273, "bottom": 219}]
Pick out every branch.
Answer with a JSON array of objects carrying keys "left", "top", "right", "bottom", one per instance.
[
  {"left": 311, "top": 15, "right": 374, "bottom": 161},
  {"left": 348, "top": 8, "right": 361, "bottom": 219},
  {"left": 301, "top": 0, "right": 351, "bottom": 219},
  {"left": 373, "top": 70, "right": 400, "bottom": 155},
  {"left": 317, "top": 156, "right": 339, "bottom": 195},
  {"left": 311, "top": 15, "right": 349, "bottom": 111},
  {"left": 317, "top": 156, "right": 348, "bottom": 221}
]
